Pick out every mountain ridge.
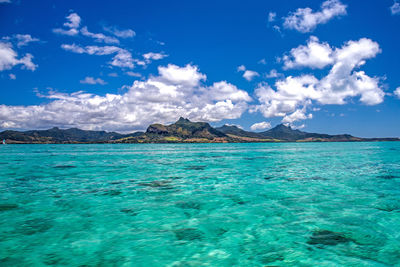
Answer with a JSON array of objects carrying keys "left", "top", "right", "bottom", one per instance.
[{"left": 1, "top": 118, "right": 399, "bottom": 143}]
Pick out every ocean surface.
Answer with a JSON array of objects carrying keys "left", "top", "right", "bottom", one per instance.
[{"left": 0, "top": 142, "right": 400, "bottom": 266}]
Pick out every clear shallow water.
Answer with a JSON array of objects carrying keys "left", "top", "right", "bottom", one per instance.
[{"left": 0, "top": 142, "right": 400, "bottom": 266}]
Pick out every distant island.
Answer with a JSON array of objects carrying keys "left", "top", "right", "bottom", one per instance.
[{"left": 1, "top": 117, "right": 399, "bottom": 144}]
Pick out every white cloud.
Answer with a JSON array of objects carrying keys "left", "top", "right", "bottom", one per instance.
[
  {"left": 13, "top": 34, "right": 39, "bottom": 47},
  {"left": 0, "top": 0, "right": 11, "bottom": 3},
  {"left": 61, "top": 44, "right": 134, "bottom": 69},
  {"left": 283, "top": 0, "right": 347, "bottom": 33},
  {"left": 237, "top": 65, "right": 246, "bottom": 72},
  {"left": 109, "top": 49, "right": 135, "bottom": 69},
  {"left": 268, "top": 12, "right": 276, "bottom": 22},
  {"left": 54, "top": 13, "right": 134, "bottom": 46},
  {"left": 60, "top": 43, "right": 86, "bottom": 53},
  {"left": 283, "top": 36, "right": 334, "bottom": 69},
  {"left": 253, "top": 76, "right": 318, "bottom": 120},
  {"left": 243, "top": 70, "right": 260, "bottom": 81},
  {"left": 208, "top": 81, "right": 252, "bottom": 102},
  {"left": 103, "top": 26, "right": 136, "bottom": 38},
  {"left": 292, "top": 123, "right": 305, "bottom": 129},
  {"left": 394, "top": 87, "right": 400, "bottom": 98},
  {"left": 9, "top": 73, "right": 16, "bottom": 80},
  {"left": 272, "top": 25, "right": 282, "bottom": 34},
  {"left": 53, "top": 13, "right": 81, "bottom": 36},
  {"left": 258, "top": 58, "right": 267, "bottom": 65},
  {"left": 0, "top": 64, "right": 251, "bottom": 131},
  {"left": 391, "top": 1, "right": 400, "bottom": 15},
  {"left": 64, "top": 13, "right": 81, "bottom": 29},
  {"left": 318, "top": 38, "right": 383, "bottom": 105},
  {"left": 158, "top": 64, "right": 206, "bottom": 87},
  {"left": 142, "top": 52, "right": 168, "bottom": 65},
  {"left": 265, "top": 69, "right": 283, "bottom": 79},
  {"left": 0, "top": 41, "right": 37, "bottom": 71},
  {"left": 282, "top": 107, "right": 312, "bottom": 124},
  {"left": 253, "top": 38, "right": 384, "bottom": 123},
  {"left": 61, "top": 44, "right": 164, "bottom": 69},
  {"left": 237, "top": 65, "right": 260, "bottom": 81},
  {"left": 126, "top": 71, "right": 141, "bottom": 77},
  {"left": 143, "top": 52, "right": 168, "bottom": 61},
  {"left": 108, "top": 72, "right": 118, "bottom": 77},
  {"left": 80, "top": 27, "right": 120, "bottom": 44},
  {"left": 80, "top": 77, "right": 107, "bottom": 85},
  {"left": 250, "top": 121, "right": 271, "bottom": 131}
]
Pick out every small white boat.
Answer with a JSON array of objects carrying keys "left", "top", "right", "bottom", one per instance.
[{"left": 2, "top": 139, "right": 5, "bottom": 145}]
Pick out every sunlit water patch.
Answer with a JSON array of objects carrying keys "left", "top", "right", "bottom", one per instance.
[{"left": 0, "top": 142, "right": 400, "bottom": 266}]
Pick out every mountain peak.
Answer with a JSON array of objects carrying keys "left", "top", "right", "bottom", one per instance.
[
  {"left": 221, "top": 124, "right": 240, "bottom": 129},
  {"left": 176, "top": 117, "right": 191, "bottom": 124},
  {"left": 273, "top": 123, "right": 292, "bottom": 130}
]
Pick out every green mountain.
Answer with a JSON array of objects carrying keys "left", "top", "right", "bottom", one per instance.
[
  {"left": 1, "top": 118, "right": 398, "bottom": 144},
  {"left": 115, "top": 117, "right": 227, "bottom": 143},
  {"left": 0, "top": 127, "right": 141, "bottom": 143},
  {"left": 217, "top": 123, "right": 365, "bottom": 142},
  {"left": 259, "top": 124, "right": 359, "bottom": 141},
  {"left": 215, "top": 125, "right": 266, "bottom": 139}
]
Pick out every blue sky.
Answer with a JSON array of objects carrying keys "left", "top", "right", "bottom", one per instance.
[{"left": 0, "top": 0, "right": 399, "bottom": 137}]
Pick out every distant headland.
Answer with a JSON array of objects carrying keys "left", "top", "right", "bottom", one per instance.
[{"left": 1, "top": 117, "right": 399, "bottom": 144}]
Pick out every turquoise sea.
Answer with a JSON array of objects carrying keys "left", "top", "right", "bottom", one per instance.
[{"left": 1, "top": 142, "right": 400, "bottom": 266}]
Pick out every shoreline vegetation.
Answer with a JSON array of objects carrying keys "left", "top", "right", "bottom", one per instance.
[{"left": 1, "top": 117, "right": 399, "bottom": 144}]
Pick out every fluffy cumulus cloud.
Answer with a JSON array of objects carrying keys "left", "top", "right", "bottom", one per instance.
[
  {"left": 243, "top": 70, "right": 260, "bottom": 81},
  {"left": 283, "top": 36, "right": 333, "bottom": 69},
  {"left": 265, "top": 69, "right": 283, "bottom": 79},
  {"left": 282, "top": 107, "right": 312, "bottom": 123},
  {"left": 394, "top": 87, "right": 400, "bottom": 98},
  {"left": 0, "top": 41, "right": 37, "bottom": 71},
  {"left": 80, "top": 77, "right": 107, "bottom": 85},
  {"left": 283, "top": 0, "right": 347, "bottom": 33},
  {"left": 253, "top": 37, "right": 384, "bottom": 124},
  {"left": 391, "top": 1, "right": 400, "bottom": 15},
  {"left": 0, "top": 64, "right": 251, "bottom": 131},
  {"left": 237, "top": 65, "right": 259, "bottom": 81},
  {"left": 53, "top": 13, "right": 81, "bottom": 36},
  {"left": 250, "top": 121, "right": 271, "bottom": 131}
]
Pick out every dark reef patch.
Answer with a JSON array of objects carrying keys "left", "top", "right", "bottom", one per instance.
[
  {"left": 19, "top": 218, "right": 53, "bottom": 235},
  {"left": 307, "top": 230, "right": 352, "bottom": 246},
  {"left": 109, "top": 180, "right": 124, "bottom": 185},
  {"left": 174, "top": 228, "right": 203, "bottom": 241},
  {"left": 138, "top": 180, "right": 173, "bottom": 189},
  {"left": 0, "top": 203, "right": 19, "bottom": 211},
  {"left": 120, "top": 208, "right": 138, "bottom": 216},
  {"left": 184, "top": 165, "right": 206, "bottom": 170},
  {"left": 103, "top": 190, "right": 122, "bottom": 196},
  {"left": 377, "top": 174, "right": 398, "bottom": 180},
  {"left": 53, "top": 165, "right": 76, "bottom": 169},
  {"left": 175, "top": 201, "right": 202, "bottom": 210},
  {"left": 375, "top": 202, "right": 400, "bottom": 212}
]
